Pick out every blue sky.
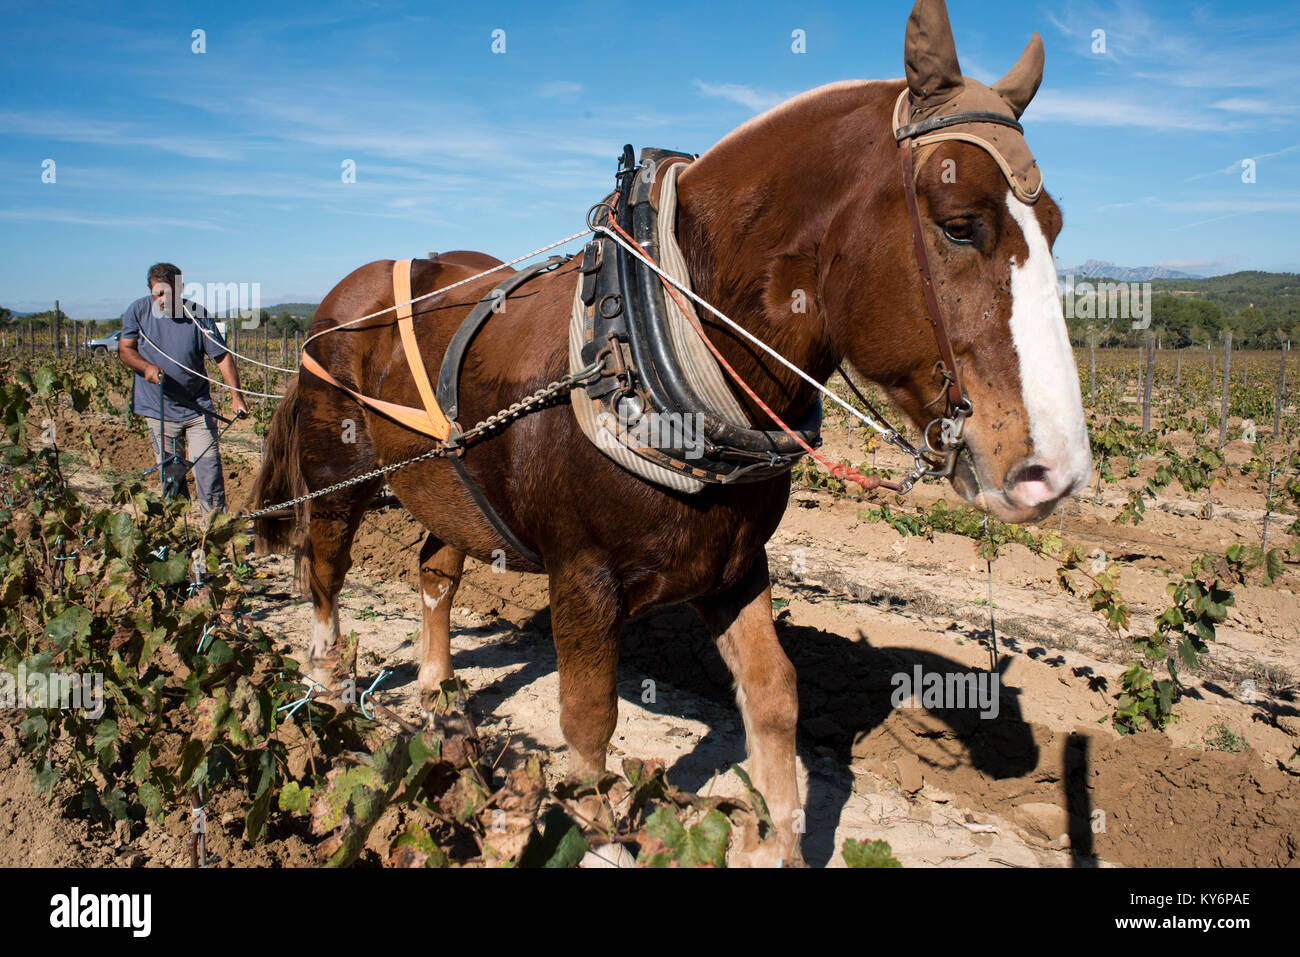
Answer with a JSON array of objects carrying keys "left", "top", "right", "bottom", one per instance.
[{"left": 2, "top": 0, "right": 1297, "bottom": 317}]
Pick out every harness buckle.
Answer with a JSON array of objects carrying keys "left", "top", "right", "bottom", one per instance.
[{"left": 442, "top": 423, "right": 468, "bottom": 456}]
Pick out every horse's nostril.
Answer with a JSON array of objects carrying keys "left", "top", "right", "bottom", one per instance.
[
  {"left": 1005, "top": 461, "right": 1058, "bottom": 508},
  {"left": 1015, "top": 464, "right": 1050, "bottom": 486}
]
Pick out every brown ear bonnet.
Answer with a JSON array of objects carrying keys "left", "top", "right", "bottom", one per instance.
[{"left": 894, "top": 0, "right": 1044, "bottom": 204}]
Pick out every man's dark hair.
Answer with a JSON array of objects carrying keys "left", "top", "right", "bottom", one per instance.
[{"left": 147, "top": 263, "right": 182, "bottom": 289}]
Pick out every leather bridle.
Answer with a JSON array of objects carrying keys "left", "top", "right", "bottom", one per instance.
[{"left": 891, "top": 96, "right": 1026, "bottom": 480}]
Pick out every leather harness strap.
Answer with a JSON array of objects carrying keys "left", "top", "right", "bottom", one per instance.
[
  {"left": 436, "top": 256, "right": 567, "bottom": 425},
  {"left": 447, "top": 455, "right": 541, "bottom": 568},
  {"left": 899, "top": 140, "right": 968, "bottom": 415},
  {"left": 299, "top": 350, "right": 449, "bottom": 439},
  {"left": 894, "top": 110, "right": 1024, "bottom": 142},
  {"left": 297, "top": 259, "right": 452, "bottom": 442},
  {"left": 298, "top": 256, "right": 555, "bottom": 570},
  {"left": 393, "top": 259, "right": 453, "bottom": 440}
]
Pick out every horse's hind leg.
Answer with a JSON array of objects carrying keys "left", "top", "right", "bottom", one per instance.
[
  {"left": 691, "top": 549, "right": 803, "bottom": 867},
  {"left": 417, "top": 534, "right": 465, "bottom": 708},
  {"left": 302, "top": 486, "right": 379, "bottom": 689},
  {"left": 550, "top": 560, "right": 625, "bottom": 776}
]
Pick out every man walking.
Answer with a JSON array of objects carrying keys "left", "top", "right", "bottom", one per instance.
[{"left": 118, "top": 262, "right": 248, "bottom": 516}]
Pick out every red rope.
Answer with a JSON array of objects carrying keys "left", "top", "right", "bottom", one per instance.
[{"left": 602, "top": 203, "right": 902, "bottom": 493}]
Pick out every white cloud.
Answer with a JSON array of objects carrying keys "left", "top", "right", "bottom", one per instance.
[
  {"left": 693, "top": 81, "right": 792, "bottom": 113},
  {"left": 0, "top": 110, "right": 245, "bottom": 160},
  {"left": 1024, "top": 90, "right": 1230, "bottom": 131},
  {"left": 0, "top": 207, "right": 226, "bottom": 230},
  {"left": 535, "top": 81, "right": 583, "bottom": 98},
  {"left": 1211, "top": 98, "right": 1276, "bottom": 115},
  {"left": 1184, "top": 144, "right": 1298, "bottom": 181}
]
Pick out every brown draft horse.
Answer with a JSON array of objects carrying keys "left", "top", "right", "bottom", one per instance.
[{"left": 251, "top": 0, "right": 1092, "bottom": 866}]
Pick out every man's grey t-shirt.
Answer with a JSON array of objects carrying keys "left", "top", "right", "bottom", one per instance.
[{"left": 120, "top": 296, "right": 229, "bottom": 421}]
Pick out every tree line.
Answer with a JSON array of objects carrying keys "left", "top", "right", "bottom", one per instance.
[
  {"left": 1063, "top": 270, "right": 1299, "bottom": 349},
  {"left": 1, "top": 306, "right": 313, "bottom": 337}
]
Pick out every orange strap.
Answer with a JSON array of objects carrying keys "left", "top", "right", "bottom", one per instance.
[
  {"left": 392, "top": 259, "right": 452, "bottom": 439},
  {"left": 297, "top": 260, "right": 451, "bottom": 442}
]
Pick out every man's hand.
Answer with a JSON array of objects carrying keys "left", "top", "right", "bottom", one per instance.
[
  {"left": 144, "top": 363, "right": 163, "bottom": 385},
  {"left": 216, "top": 353, "right": 248, "bottom": 418}
]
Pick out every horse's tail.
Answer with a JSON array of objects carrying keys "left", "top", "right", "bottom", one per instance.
[{"left": 249, "top": 374, "right": 308, "bottom": 560}]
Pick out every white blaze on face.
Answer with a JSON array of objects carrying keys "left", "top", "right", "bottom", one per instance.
[{"left": 1004, "top": 192, "right": 1093, "bottom": 496}]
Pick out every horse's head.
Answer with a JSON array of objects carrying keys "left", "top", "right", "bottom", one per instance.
[{"left": 821, "top": 0, "right": 1091, "bottom": 524}]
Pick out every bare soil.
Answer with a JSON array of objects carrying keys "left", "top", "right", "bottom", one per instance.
[{"left": 5, "top": 393, "right": 1298, "bottom": 868}]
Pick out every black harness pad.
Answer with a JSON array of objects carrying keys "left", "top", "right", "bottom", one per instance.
[{"left": 578, "top": 145, "right": 821, "bottom": 485}]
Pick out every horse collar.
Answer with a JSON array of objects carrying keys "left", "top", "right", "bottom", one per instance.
[{"left": 571, "top": 144, "right": 823, "bottom": 491}]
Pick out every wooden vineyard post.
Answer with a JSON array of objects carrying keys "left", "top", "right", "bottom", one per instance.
[
  {"left": 281, "top": 326, "right": 288, "bottom": 393},
  {"left": 28, "top": 317, "right": 34, "bottom": 358},
  {"left": 53, "top": 300, "right": 61, "bottom": 359},
  {"left": 1243, "top": 356, "right": 1249, "bottom": 387},
  {"left": 1142, "top": 332, "right": 1155, "bottom": 434},
  {"left": 1176, "top": 348, "right": 1182, "bottom": 387},
  {"left": 1275, "top": 340, "right": 1288, "bottom": 441},
  {"left": 1089, "top": 330, "right": 1096, "bottom": 405},
  {"left": 1218, "top": 331, "right": 1232, "bottom": 450}
]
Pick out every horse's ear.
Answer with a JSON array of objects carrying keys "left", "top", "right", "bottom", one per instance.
[
  {"left": 904, "top": 0, "right": 963, "bottom": 104},
  {"left": 991, "top": 33, "right": 1044, "bottom": 118}
]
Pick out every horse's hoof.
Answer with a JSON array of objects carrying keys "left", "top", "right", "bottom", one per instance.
[
  {"left": 304, "top": 664, "right": 335, "bottom": 693},
  {"left": 729, "top": 840, "right": 803, "bottom": 869},
  {"left": 323, "top": 643, "right": 357, "bottom": 681},
  {"left": 580, "top": 842, "right": 636, "bottom": 868}
]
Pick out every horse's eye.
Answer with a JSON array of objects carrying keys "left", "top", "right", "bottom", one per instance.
[{"left": 942, "top": 218, "right": 975, "bottom": 244}]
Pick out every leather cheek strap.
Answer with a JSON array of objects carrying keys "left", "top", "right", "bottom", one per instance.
[{"left": 899, "top": 140, "right": 968, "bottom": 414}]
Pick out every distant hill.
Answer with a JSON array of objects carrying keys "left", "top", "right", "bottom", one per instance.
[
  {"left": 1149, "top": 270, "right": 1300, "bottom": 312},
  {"left": 1058, "top": 259, "right": 1202, "bottom": 281},
  {"left": 260, "top": 302, "right": 318, "bottom": 319},
  {"left": 1059, "top": 269, "right": 1300, "bottom": 348}
]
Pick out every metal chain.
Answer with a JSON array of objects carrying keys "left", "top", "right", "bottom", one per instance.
[{"left": 243, "top": 359, "right": 604, "bottom": 520}]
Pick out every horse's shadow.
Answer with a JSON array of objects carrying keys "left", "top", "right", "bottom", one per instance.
[
  {"left": 377, "top": 599, "right": 1075, "bottom": 868},
  {"left": 617, "top": 604, "right": 1045, "bottom": 867}
]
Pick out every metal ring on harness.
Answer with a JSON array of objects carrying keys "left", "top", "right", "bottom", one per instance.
[
  {"left": 598, "top": 293, "right": 623, "bottom": 319},
  {"left": 921, "top": 404, "right": 972, "bottom": 479},
  {"left": 586, "top": 202, "right": 614, "bottom": 232}
]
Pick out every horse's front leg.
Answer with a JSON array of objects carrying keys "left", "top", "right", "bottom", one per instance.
[
  {"left": 549, "top": 560, "right": 625, "bottom": 776},
  {"left": 692, "top": 549, "right": 803, "bottom": 867}
]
